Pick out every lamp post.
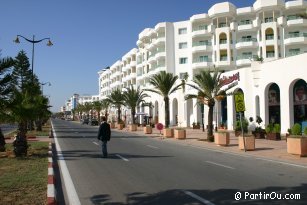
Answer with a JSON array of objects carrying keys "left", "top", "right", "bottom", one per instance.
[
  {"left": 14, "top": 35, "right": 53, "bottom": 81},
  {"left": 40, "top": 82, "right": 51, "bottom": 95}
]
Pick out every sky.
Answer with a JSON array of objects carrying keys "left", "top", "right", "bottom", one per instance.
[{"left": 0, "top": 0, "right": 256, "bottom": 112}]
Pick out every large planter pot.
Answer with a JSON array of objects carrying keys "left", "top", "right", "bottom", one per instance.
[
  {"left": 238, "top": 135, "right": 255, "bottom": 151},
  {"left": 144, "top": 126, "right": 152, "bottom": 134},
  {"left": 129, "top": 124, "right": 137, "bottom": 131},
  {"left": 117, "top": 123, "right": 124, "bottom": 130},
  {"left": 266, "top": 133, "right": 281, "bottom": 140},
  {"left": 287, "top": 137, "right": 307, "bottom": 157},
  {"left": 214, "top": 132, "right": 230, "bottom": 146},
  {"left": 110, "top": 123, "right": 115, "bottom": 129},
  {"left": 174, "top": 129, "right": 186, "bottom": 139},
  {"left": 163, "top": 128, "right": 174, "bottom": 138}
]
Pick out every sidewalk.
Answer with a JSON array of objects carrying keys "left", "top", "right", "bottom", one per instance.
[{"left": 118, "top": 126, "right": 307, "bottom": 167}]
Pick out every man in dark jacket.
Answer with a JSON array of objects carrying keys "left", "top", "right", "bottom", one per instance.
[{"left": 97, "top": 116, "right": 111, "bottom": 158}]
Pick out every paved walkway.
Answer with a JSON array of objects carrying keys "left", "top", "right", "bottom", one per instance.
[{"left": 117, "top": 126, "right": 307, "bottom": 167}]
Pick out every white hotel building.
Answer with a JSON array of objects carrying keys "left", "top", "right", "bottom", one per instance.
[{"left": 98, "top": 0, "right": 307, "bottom": 134}]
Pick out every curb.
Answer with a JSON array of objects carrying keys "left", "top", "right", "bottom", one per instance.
[{"left": 47, "top": 142, "right": 57, "bottom": 205}]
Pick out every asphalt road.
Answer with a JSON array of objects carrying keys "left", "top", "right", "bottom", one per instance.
[
  {"left": 0, "top": 123, "right": 17, "bottom": 135},
  {"left": 52, "top": 119, "right": 307, "bottom": 205}
]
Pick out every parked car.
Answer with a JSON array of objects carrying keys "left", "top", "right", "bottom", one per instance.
[
  {"left": 89, "top": 119, "right": 99, "bottom": 126},
  {"left": 81, "top": 118, "right": 89, "bottom": 124}
]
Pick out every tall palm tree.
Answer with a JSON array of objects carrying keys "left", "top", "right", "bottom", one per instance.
[
  {"left": 76, "top": 103, "right": 85, "bottom": 120},
  {"left": 83, "top": 102, "right": 93, "bottom": 119},
  {"left": 105, "top": 89, "right": 125, "bottom": 122},
  {"left": 101, "top": 99, "right": 110, "bottom": 121},
  {"left": 185, "top": 69, "right": 232, "bottom": 141},
  {"left": 144, "top": 71, "right": 185, "bottom": 128},
  {"left": 92, "top": 100, "right": 103, "bottom": 122},
  {"left": 123, "top": 85, "right": 149, "bottom": 124}
]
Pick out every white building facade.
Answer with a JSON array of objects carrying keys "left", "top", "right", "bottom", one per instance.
[{"left": 98, "top": 0, "right": 307, "bottom": 133}]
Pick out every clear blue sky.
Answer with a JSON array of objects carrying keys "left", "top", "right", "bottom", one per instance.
[{"left": 0, "top": 0, "right": 255, "bottom": 112}]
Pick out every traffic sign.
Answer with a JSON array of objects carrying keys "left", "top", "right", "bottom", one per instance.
[
  {"left": 234, "top": 93, "right": 245, "bottom": 112},
  {"left": 156, "top": 123, "right": 164, "bottom": 131}
]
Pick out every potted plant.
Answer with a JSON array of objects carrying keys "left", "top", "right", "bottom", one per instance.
[
  {"left": 174, "top": 127, "right": 186, "bottom": 139},
  {"left": 214, "top": 130, "right": 230, "bottom": 146},
  {"left": 287, "top": 123, "right": 307, "bottom": 157},
  {"left": 129, "top": 124, "right": 138, "bottom": 131},
  {"left": 252, "top": 116, "right": 266, "bottom": 139},
  {"left": 144, "top": 125, "right": 152, "bottom": 134},
  {"left": 192, "top": 122, "right": 200, "bottom": 129},
  {"left": 236, "top": 118, "right": 255, "bottom": 150},
  {"left": 234, "top": 118, "right": 248, "bottom": 137},
  {"left": 163, "top": 127, "right": 174, "bottom": 138},
  {"left": 117, "top": 119, "right": 124, "bottom": 130},
  {"left": 265, "top": 123, "right": 281, "bottom": 140}
]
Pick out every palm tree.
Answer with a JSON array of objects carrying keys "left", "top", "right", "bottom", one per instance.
[
  {"left": 185, "top": 69, "right": 231, "bottom": 141},
  {"left": 105, "top": 89, "right": 125, "bottom": 122},
  {"left": 101, "top": 99, "right": 110, "bottom": 120},
  {"left": 123, "top": 85, "right": 149, "bottom": 124},
  {"left": 144, "top": 71, "right": 185, "bottom": 128},
  {"left": 0, "top": 57, "right": 14, "bottom": 149},
  {"left": 92, "top": 101, "right": 103, "bottom": 122},
  {"left": 83, "top": 102, "right": 93, "bottom": 119}
]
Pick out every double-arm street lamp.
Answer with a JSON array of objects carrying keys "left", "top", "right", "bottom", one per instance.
[{"left": 14, "top": 35, "right": 53, "bottom": 81}]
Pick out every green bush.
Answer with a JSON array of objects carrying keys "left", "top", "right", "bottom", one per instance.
[
  {"left": 291, "top": 123, "right": 302, "bottom": 135},
  {"left": 235, "top": 118, "right": 249, "bottom": 133},
  {"left": 304, "top": 127, "right": 307, "bottom": 135},
  {"left": 273, "top": 124, "right": 281, "bottom": 133},
  {"left": 265, "top": 123, "right": 274, "bottom": 133}
]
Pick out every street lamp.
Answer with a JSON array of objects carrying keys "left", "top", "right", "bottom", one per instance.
[
  {"left": 40, "top": 82, "right": 51, "bottom": 95},
  {"left": 14, "top": 35, "right": 53, "bottom": 81}
]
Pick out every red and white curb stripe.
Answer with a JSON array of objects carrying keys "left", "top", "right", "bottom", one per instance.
[{"left": 47, "top": 142, "right": 57, "bottom": 205}]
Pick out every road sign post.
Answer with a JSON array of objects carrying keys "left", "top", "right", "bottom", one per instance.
[
  {"left": 156, "top": 123, "right": 164, "bottom": 139},
  {"left": 234, "top": 93, "right": 246, "bottom": 152}
]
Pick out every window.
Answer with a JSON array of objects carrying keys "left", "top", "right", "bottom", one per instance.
[
  {"left": 265, "top": 17, "right": 273, "bottom": 23},
  {"left": 179, "top": 42, "right": 187, "bottom": 49},
  {"left": 178, "top": 28, "right": 187, "bottom": 35},
  {"left": 288, "top": 31, "right": 299, "bottom": 38},
  {"left": 179, "top": 57, "right": 188, "bottom": 64},
  {"left": 199, "top": 56, "right": 208, "bottom": 62}
]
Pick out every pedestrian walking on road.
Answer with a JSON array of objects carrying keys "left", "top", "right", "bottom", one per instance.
[{"left": 97, "top": 116, "right": 111, "bottom": 158}]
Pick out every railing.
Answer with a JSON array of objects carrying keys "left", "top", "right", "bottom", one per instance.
[
  {"left": 265, "top": 35, "right": 274, "bottom": 40},
  {"left": 192, "top": 41, "right": 212, "bottom": 47},
  {"left": 286, "top": 50, "right": 302, "bottom": 57},
  {"left": 236, "top": 55, "right": 257, "bottom": 60},
  {"left": 285, "top": 33, "right": 307, "bottom": 39},
  {"left": 220, "top": 56, "right": 228, "bottom": 61},
  {"left": 219, "top": 39, "right": 227, "bottom": 44},
  {"left": 238, "top": 20, "right": 252, "bottom": 26},
  {"left": 192, "top": 25, "right": 208, "bottom": 32},
  {"left": 192, "top": 58, "right": 211, "bottom": 63},
  {"left": 266, "top": 52, "right": 275, "bottom": 58},
  {"left": 237, "top": 38, "right": 257, "bottom": 43}
]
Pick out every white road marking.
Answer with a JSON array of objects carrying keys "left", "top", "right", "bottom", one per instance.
[
  {"left": 205, "top": 161, "right": 235, "bottom": 170},
  {"left": 183, "top": 190, "right": 215, "bottom": 205},
  {"left": 146, "top": 145, "right": 159, "bottom": 149},
  {"left": 115, "top": 154, "right": 129, "bottom": 161},
  {"left": 52, "top": 122, "right": 81, "bottom": 205},
  {"left": 93, "top": 142, "right": 99, "bottom": 146}
]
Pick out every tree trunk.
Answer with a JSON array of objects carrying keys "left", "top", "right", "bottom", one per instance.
[
  {"left": 207, "top": 104, "right": 214, "bottom": 142},
  {"left": 117, "top": 106, "right": 121, "bottom": 122},
  {"left": 164, "top": 96, "right": 170, "bottom": 128},
  {"left": 131, "top": 108, "right": 136, "bottom": 124}
]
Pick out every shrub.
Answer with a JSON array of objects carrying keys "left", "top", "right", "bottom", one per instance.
[
  {"left": 265, "top": 123, "right": 274, "bottom": 133},
  {"left": 235, "top": 118, "right": 249, "bottom": 133},
  {"left": 304, "top": 127, "right": 307, "bottom": 136},
  {"left": 273, "top": 124, "right": 281, "bottom": 133},
  {"left": 291, "top": 123, "right": 302, "bottom": 135}
]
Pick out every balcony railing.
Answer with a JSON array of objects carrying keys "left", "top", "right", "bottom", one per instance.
[
  {"left": 192, "top": 58, "right": 211, "bottom": 63},
  {"left": 237, "top": 38, "right": 257, "bottom": 43},
  {"left": 192, "top": 41, "right": 212, "bottom": 47},
  {"left": 286, "top": 50, "right": 302, "bottom": 57},
  {"left": 265, "top": 35, "right": 274, "bottom": 40},
  {"left": 219, "top": 39, "right": 227, "bottom": 44},
  {"left": 285, "top": 33, "right": 307, "bottom": 39},
  {"left": 192, "top": 25, "right": 208, "bottom": 32},
  {"left": 266, "top": 52, "right": 275, "bottom": 58},
  {"left": 238, "top": 20, "right": 252, "bottom": 26},
  {"left": 220, "top": 56, "right": 228, "bottom": 61}
]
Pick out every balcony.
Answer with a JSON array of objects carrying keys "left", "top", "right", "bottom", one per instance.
[
  {"left": 192, "top": 58, "right": 212, "bottom": 69},
  {"left": 154, "top": 36, "right": 166, "bottom": 45},
  {"left": 155, "top": 50, "right": 166, "bottom": 60},
  {"left": 287, "top": 18, "right": 307, "bottom": 27},
  {"left": 235, "top": 38, "right": 258, "bottom": 49},
  {"left": 192, "top": 42, "right": 212, "bottom": 53},
  {"left": 286, "top": 50, "right": 303, "bottom": 57},
  {"left": 191, "top": 28, "right": 210, "bottom": 38},
  {"left": 284, "top": 33, "right": 307, "bottom": 45}
]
